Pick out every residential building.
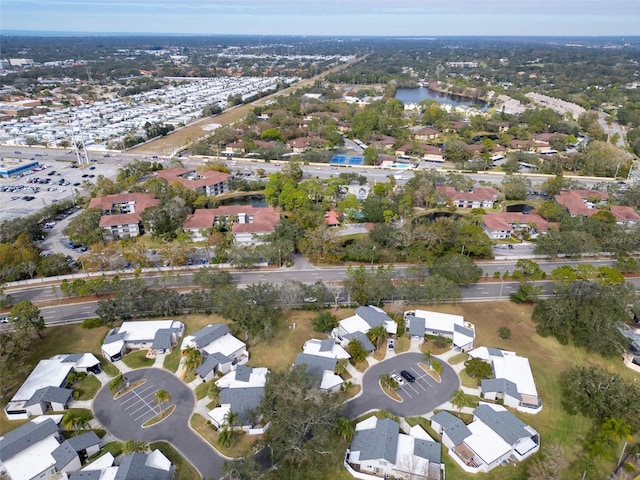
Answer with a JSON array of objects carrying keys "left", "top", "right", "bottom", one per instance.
[
  {"left": 88, "top": 193, "right": 159, "bottom": 240},
  {"left": 156, "top": 167, "right": 231, "bottom": 196},
  {"left": 181, "top": 324, "right": 249, "bottom": 381},
  {"left": 182, "top": 205, "right": 280, "bottom": 245},
  {"left": 5, "top": 354, "right": 100, "bottom": 420},
  {"left": 0, "top": 417, "right": 100, "bottom": 480},
  {"left": 332, "top": 306, "right": 397, "bottom": 352},
  {"left": 345, "top": 416, "right": 444, "bottom": 480},
  {"left": 404, "top": 310, "right": 475, "bottom": 352},
  {"left": 468, "top": 347, "right": 542, "bottom": 414},
  {"left": 481, "top": 212, "right": 553, "bottom": 240},
  {"left": 101, "top": 320, "right": 184, "bottom": 361},
  {"left": 294, "top": 353, "right": 342, "bottom": 392},
  {"left": 208, "top": 366, "right": 269, "bottom": 433},
  {"left": 414, "top": 127, "right": 440, "bottom": 141},
  {"left": 435, "top": 186, "right": 499, "bottom": 209},
  {"left": 69, "top": 450, "right": 173, "bottom": 480},
  {"left": 431, "top": 404, "right": 539, "bottom": 474},
  {"left": 610, "top": 205, "right": 640, "bottom": 224},
  {"left": 554, "top": 189, "right": 608, "bottom": 217}
]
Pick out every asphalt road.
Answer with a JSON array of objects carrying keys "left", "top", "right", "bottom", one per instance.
[
  {"left": 93, "top": 368, "right": 226, "bottom": 479},
  {"left": 343, "top": 352, "right": 459, "bottom": 418}
]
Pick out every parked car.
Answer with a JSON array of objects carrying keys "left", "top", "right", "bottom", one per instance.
[
  {"left": 400, "top": 370, "right": 416, "bottom": 383},
  {"left": 0, "top": 316, "right": 9, "bottom": 324},
  {"left": 390, "top": 373, "right": 405, "bottom": 386},
  {"left": 187, "top": 257, "right": 193, "bottom": 266}
]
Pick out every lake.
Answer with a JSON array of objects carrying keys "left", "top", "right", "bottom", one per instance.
[{"left": 395, "top": 87, "right": 488, "bottom": 111}]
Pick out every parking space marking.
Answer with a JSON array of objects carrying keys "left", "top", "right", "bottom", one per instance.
[{"left": 117, "top": 384, "right": 160, "bottom": 423}]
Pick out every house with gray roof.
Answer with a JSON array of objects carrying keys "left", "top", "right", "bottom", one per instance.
[
  {"left": 431, "top": 404, "right": 539, "bottom": 474},
  {"left": 346, "top": 417, "right": 444, "bottom": 480},
  {"left": 0, "top": 417, "right": 96, "bottom": 480},
  {"left": 294, "top": 353, "right": 343, "bottom": 392},
  {"left": 208, "top": 366, "right": 270, "bottom": 434},
  {"left": 101, "top": 320, "right": 184, "bottom": 361},
  {"left": 182, "top": 324, "right": 248, "bottom": 379},
  {"left": 5, "top": 353, "right": 100, "bottom": 420},
  {"left": 113, "top": 450, "right": 173, "bottom": 480},
  {"left": 404, "top": 310, "right": 476, "bottom": 352},
  {"left": 332, "top": 306, "right": 397, "bottom": 354}
]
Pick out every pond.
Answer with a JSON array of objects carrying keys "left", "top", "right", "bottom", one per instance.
[
  {"left": 395, "top": 87, "right": 488, "bottom": 111},
  {"left": 218, "top": 194, "right": 267, "bottom": 207},
  {"left": 506, "top": 204, "right": 534, "bottom": 213}
]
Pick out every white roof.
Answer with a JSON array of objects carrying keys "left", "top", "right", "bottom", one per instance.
[
  {"left": 82, "top": 452, "right": 115, "bottom": 471},
  {"left": 102, "top": 339, "right": 124, "bottom": 358},
  {"left": 146, "top": 449, "right": 172, "bottom": 471},
  {"left": 409, "top": 424, "right": 434, "bottom": 441},
  {"left": 338, "top": 315, "right": 371, "bottom": 335},
  {"left": 208, "top": 405, "right": 230, "bottom": 426},
  {"left": 302, "top": 339, "right": 351, "bottom": 359},
  {"left": 414, "top": 309, "right": 464, "bottom": 333},
  {"left": 202, "top": 334, "right": 246, "bottom": 358},
  {"left": 2, "top": 435, "right": 58, "bottom": 480},
  {"left": 492, "top": 355, "right": 538, "bottom": 398},
  {"left": 320, "top": 371, "right": 344, "bottom": 391},
  {"left": 116, "top": 320, "right": 183, "bottom": 342},
  {"left": 464, "top": 420, "right": 512, "bottom": 466},
  {"left": 453, "top": 328, "right": 474, "bottom": 348},
  {"left": 396, "top": 434, "right": 429, "bottom": 476},
  {"left": 11, "top": 358, "right": 73, "bottom": 402},
  {"left": 215, "top": 367, "right": 269, "bottom": 389}
]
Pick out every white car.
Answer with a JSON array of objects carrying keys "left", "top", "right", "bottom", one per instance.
[{"left": 390, "top": 373, "right": 405, "bottom": 386}]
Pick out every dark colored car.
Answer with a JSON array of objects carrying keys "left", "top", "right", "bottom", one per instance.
[{"left": 400, "top": 370, "right": 416, "bottom": 383}]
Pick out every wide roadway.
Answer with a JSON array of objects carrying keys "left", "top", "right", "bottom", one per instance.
[{"left": 93, "top": 368, "right": 226, "bottom": 479}]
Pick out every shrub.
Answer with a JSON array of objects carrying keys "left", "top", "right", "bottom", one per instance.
[
  {"left": 498, "top": 326, "right": 512, "bottom": 339},
  {"left": 312, "top": 311, "right": 338, "bottom": 332},
  {"left": 82, "top": 318, "right": 104, "bottom": 329},
  {"left": 433, "top": 335, "right": 450, "bottom": 348}
]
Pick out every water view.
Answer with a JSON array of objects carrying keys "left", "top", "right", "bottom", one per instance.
[{"left": 395, "top": 87, "right": 488, "bottom": 111}]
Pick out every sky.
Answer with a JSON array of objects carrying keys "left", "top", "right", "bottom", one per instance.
[{"left": 1, "top": 0, "right": 640, "bottom": 37}]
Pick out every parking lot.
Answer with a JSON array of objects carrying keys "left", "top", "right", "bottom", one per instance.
[
  {"left": 389, "top": 364, "right": 441, "bottom": 401},
  {"left": 0, "top": 158, "right": 120, "bottom": 222},
  {"left": 117, "top": 382, "right": 165, "bottom": 425}
]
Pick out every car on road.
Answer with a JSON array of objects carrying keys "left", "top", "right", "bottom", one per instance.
[
  {"left": 390, "top": 373, "right": 405, "bottom": 386},
  {"left": 0, "top": 316, "right": 8, "bottom": 324},
  {"left": 400, "top": 370, "right": 416, "bottom": 383},
  {"left": 187, "top": 257, "right": 193, "bottom": 266}
]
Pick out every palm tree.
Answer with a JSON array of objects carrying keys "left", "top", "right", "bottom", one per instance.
[
  {"left": 183, "top": 347, "right": 203, "bottom": 372},
  {"left": 218, "top": 409, "right": 240, "bottom": 447},
  {"left": 336, "top": 417, "right": 355, "bottom": 442},
  {"left": 423, "top": 350, "right": 432, "bottom": 366},
  {"left": 431, "top": 359, "right": 442, "bottom": 375},
  {"left": 367, "top": 324, "right": 388, "bottom": 350},
  {"left": 62, "top": 411, "right": 90, "bottom": 436},
  {"left": 154, "top": 389, "right": 171, "bottom": 414},
  {"left": 600, "top": 418, "right": 633, "bottom": 442},
  {"left": 450, "top": 389, "right": 474, "bottom": 411},
  {"left": 335, "top": 358, "right": 348, "bottom": 376},
  {"left": 109, "top": 374, "right": 127, "bottom": 395},
  {"left": 379, "top": 373, "right": 392, "bottom": 390}
]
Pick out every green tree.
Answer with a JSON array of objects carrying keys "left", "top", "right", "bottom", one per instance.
[
  {"left": 64, "top": 208, "right": 104, "bottom": 246},
  {"left": 500, "top": 175, "right": 531, "bottom": 200},
  {"left": 311, "top": 311, "right": 338, "bottom": 333},
  {"left": 450, "top": 389, "right": 474, "bottom": 411},
  {"left": 464, "top": 357, "right": 493, "bottom": 379},
  {"left": 430, "top": 254, "right": 482, "bottom": 286},
  {"left": 0, "top": 330, "right": 33, "bottom": 403},
  {"left": 512, "top": 259, "right": 546, "bottom": 280},
  {"left": 183, "top": 347, "right": 203, "bottom": 372},
  {"left": 347, "top": 339, "right": 368, "bottom": 363},
  {"left": 192, "top": 267, "right": 232, "bottom": 288},
  {"left": 122, "top": 440, "right": 148, "bottom": 455},
  {"left": 8, "top": 300, "right": 45, "bottom": 339},
  {"left": 335, "top": 417, "right": 355, "bottom": 442},
  {"left": 367, "top": 324, "right": 388, "bottom": 351},
  {"left": 109, "top": 374, "right": 127, "bottom": 395}
]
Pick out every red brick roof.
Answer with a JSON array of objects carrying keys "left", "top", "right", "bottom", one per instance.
[
  {"left": 324, "top": 210, "right": 340, "bottom": 226},
  {"left": 99, "top": 213, "right": 141, "bottom": 228},
  {"left": 482, "top": 212, "right": 553, "bottom": 232},
  {"left": 88, "top": 192, "right": 159, "bottom": 212},
  {"left": 156, "top": 167, "right": 230, "bottom": 190},
  {"left": 610, "top": 205, "right": 640, "bottom": 223},
  {"left": 182, "top": 206, "right": 280, "bottom": 234},
  {"left": 554, "top": 190, "right": 609, "bottom": 216},
  {"left": 436, "top": 186, "right": 499, "bottom": 203}
]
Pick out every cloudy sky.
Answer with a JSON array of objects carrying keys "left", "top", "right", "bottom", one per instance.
[{"left": 2, "top": 0, "right": 639, "bottom": 36}]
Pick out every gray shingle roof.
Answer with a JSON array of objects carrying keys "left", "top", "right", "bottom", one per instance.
[
  {"left": 294, "top": 353, "right": 337, "bottom": 380},
  {"left": 453, "top": 323, "right": 474, "bottom": 338},
  {"left": 191, "top": 324, "right": 230, "bottom": 348},
  {"left": 210, "top": 352, "right": 231, "bottom": 364},
  {"left": 234, "top": 365, "right": 252, "bottom": 382},
  {"left": 66, "top": 431, "right": 101, "bottom": 452},
  {"left": 152, "top": 329, "right": 174, "bottom": 350},
  {"left": 487, "top": 347, "right": 504, "bottom": 357},
  {"left": 53, "top": 440, "right": 78, "bottom": 470},
  {"left": 350, "top": 417, "right": 399, "bottom": 464},
  {"left": 355, "top": 306, "right": 391, "bottom": 328},
  {"left": 343, "top": 332, "right": 375, "bottom": 352},
  {"left": 408, "top": 316, "right": 425, "bottom": 337},
  {"left": 430, "top": 411, "right": 471, "bottom": 446},
  {"left": 219, "top": 387, "right": 264, "bottom": 425},
  {"left": 414, "top": 438, "right": 441, "bottom": 464},
  {"left": 103, "top": 331, "right": 125, "bottom": 345},
  {"left": 0, "top": 418, "right": 59, "bottom": 461},
  {"left": 69, "top": 471, "right": 102, "bottom": 480},
  {"left": 62, "top": 353, "right": 83, "bottom": 363},
  {"left": 196, "top": 355, "right": 219, "bottom": 377},
  {"left": 114, "top": 452, "right": 171, "bottom": 480},
  {"left": 474, "top": 404, "right": 533, "bottom": 445},
  {"left": 24, "top": 386, "right": 72, "bottom": 407},
  {"left": 481, "top": 378, "right": 521, "bottom": 401},
  {"left": 319, "top": 338, "right": 335, "bottom": 352}
]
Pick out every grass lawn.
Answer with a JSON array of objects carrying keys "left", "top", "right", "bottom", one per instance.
[
  {"left": 96, "top": 354, "right": 120, "bottom": 377},
  {"left": 163, "top": 346, "right": 182, "bottom": 373},
  {"left": 194, "top": 381, "right": 210, "bottom": 401},
  {"left": 121, "top": 349, "right": 154, "bottom": 369},
  {"left": 394, "top": 335, "right": 410, "bottom": 353},
  {"left": 74, "top": 374, "right": 102, "bottom": 400},
  {"left": 89, "top": 441, "right": 122, "bottom": 460},
  {"left": 190, "top": 414, "right": 258, "bottom": 458},
  {"left": 448, "top": 352, "right": 468, "bottom": 365},
  {"left": 149, "top": 441, "right": 200, "bottom": 480}
]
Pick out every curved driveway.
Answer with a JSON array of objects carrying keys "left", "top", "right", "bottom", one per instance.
[
  {"left": 344, "top": 352, "right": 459, "bottom": 418},
  {"left": 93, "top": 368, "right": 225, "bottom": 479}
]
